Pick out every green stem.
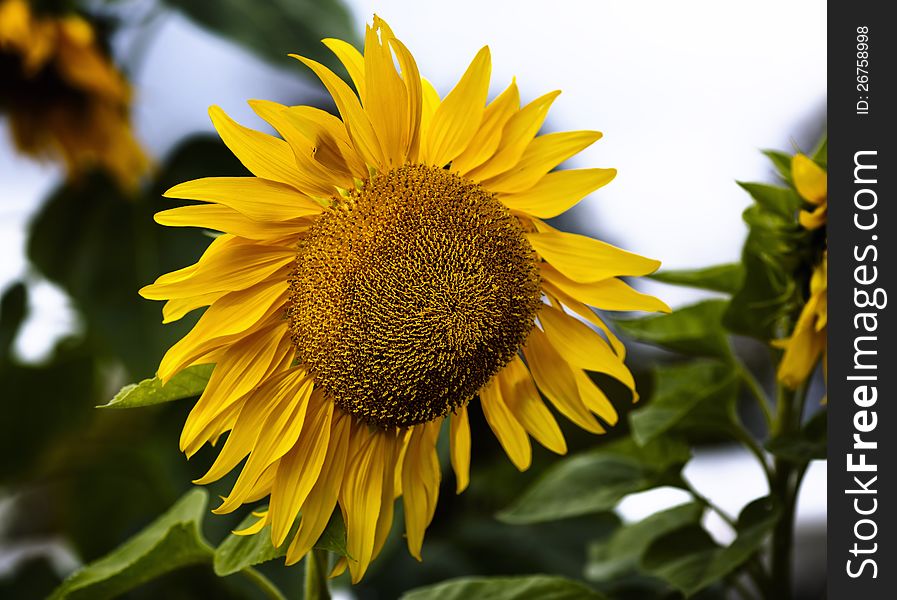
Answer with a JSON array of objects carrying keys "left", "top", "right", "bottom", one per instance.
[
  {"left": 304, "top": 549, "right": 331, "bottom": 600},
  {"left": 731, "top": 424, "right": 773, "bottom": 487},
  {"left": 769, "top": 383, "right": 803, "bottom": 599},
  {"left": 737, "top": 363, "right": 774, "bottom": 430},
  {"left": 241, "top": 567, "right": 286, "bottom": 600},
  {"left": 680, "top": 477, "right": 736, "bottom": 528}
]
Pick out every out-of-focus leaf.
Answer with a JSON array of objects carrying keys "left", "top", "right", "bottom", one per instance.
[
  {"left": 214, "top": 507, "right": 348, "bottom": 576},
  {"left": 162, "top": 0, "right": 357, "bottom": 73},
  {"left": 49, "top": 489, "right": 213, "bottom": 600},
  {"left": 765, "top": 409, "right": 827, "bottom": 464},
  {"left": 762, "top": 150, "right": 794, "bottom": 183},
  {"left": 641, "top": 497, "right": 781, "bottom": 597},
  {"left": 497, "top": 438, "right": 690, "bottom": 524},
  {"left": 813, "top": 137, "right": 828, "bottom": 167},
  {"left": 615, "top": 300, "right": 732, "bottom": 359},
  {"left": 27, "top": 136, "right": 244, "bottom": 377},
  {"left": 736, "top": 183, "right": 801, "bottom": 220},
  {"left": 630, "top": 362, "right": 739, "bottom": 446},
  {"left": 649, "top": 264, "right": 743, "bottom": 295},
  {"left": 401, "top": 575, "right": 606, "bottom": 600},
  {"left": 585, "top": 502, "right": 703, "bottom": 582},
  {"left": 100, "top": 364, "right": 213, "bottom": 409},
  {"left": 0, "top": 282, "right": 27, "bottom": 361}
]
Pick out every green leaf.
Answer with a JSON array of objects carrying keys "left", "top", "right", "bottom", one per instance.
[
  {"left": 630, "top": 361, "right": 739, "bottom": 446},
  {"left": 100, "top": 364, "right": 214, "bottom": 409},
  {"left": 615, "top": 300, "right": 732, "bottom": 359},
  {"left": 762, "top": 150, "right": 794, "bottom": 183},
  {"left": 498, "top": 438, "right": 690, "bottom": 524},
  {"left": 214, "top": 507, "right": 348, "bottom": 576},
  {"left": 642, "top": 497, "right": 781, "bottom": 597},
  {"left": 765, "top": 409, "right": 827, "bottom": 464},
  {"left": 586, "top": 502, "right": 704, "bottom": 582},
  {"left": 649, "top": 264, "right": 744, "bottom": 295},
  {"left": 49, "top": 489, "right": 213, "bottom": 600},
  {"left": 0, "top": 282, "right": 27, "bottom": 361},
  {"left": 402, "top": 575, "right": 607, "bottom": 600},
  {"left": 812, "top": 136, "right": 828, "bottom": 167},
  {"left": 162, "top": 0, "right": 357, "bottom": 73},
  {"left": 736, "top": 182, "right": 802, "bottom": 219}
]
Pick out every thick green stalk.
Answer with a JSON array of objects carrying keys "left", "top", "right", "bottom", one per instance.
[{"left": 304, "top": 549, "right": 331, "bottom": 600}]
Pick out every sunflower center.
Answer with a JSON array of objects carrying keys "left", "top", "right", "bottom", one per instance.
[{"left": 287, "top": 164, "right": 541, "bottom": 429}]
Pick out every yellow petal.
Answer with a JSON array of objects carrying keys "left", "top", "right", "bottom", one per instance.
[
  {"left": 452, "top": 79, "right": 520, "bottom": 174},
  {"left": 423, "top": 46, "right": 491, "bottom": 167},
  {"left": 528, "top": 230, "right": 661, "bottom": 283},
  {"left": 466, "top": 90, "right": 560, "bottom": 182},
  {"left": 158, "top": 276, "right": 289, "bottom": 382},
  {"left": 234, "top": 511, "right": 269, "bottom": 536},
  {"left": 792, "top": 154, "right": 827, "bottom": 205},
  {"left": 163, "top": 177, "right": 322, "bottom": 221},
  {"left": 799, "top": 204, "right": 827, "bottom": 230},
  {"left": 213, "top": 374, "right": 315, "bottom": 513},
  {"left": 208, "top": 106, "right": 307, "bottom": 191},
  {"left": 154, "top": 204, "right": 310, "bottom": 240},
  {"left": 341, "top": 426, "right": 386, "bottom": 583},
  {"left": 180, "top": 322, "right": 291, "bottom": 454},
  {"left": 497, "top": 356, "right": 566, "bottom": 454},
  {"left": 373, "top": 432, "right": 400, "bottom": 560},
  {"left": 280, "top": 105, "right": 367, "bottom": 179},
  {"left": 286, "top": 412, "right": 351, "bottom": 565},
  {"left": 269, "top": 394, "right": 334, "bottom": 547},
  {"left": 541, "top": 283, "right": 626, "bottom": 358},
  {"left": 419, "top": 78, "right": 440, "bottom": 139},
  {"left": 483, "top": 130, "right": 602, "bottom": 194},
  {"left": 362, "top": 22, "right": 408, "bottom": 167},
  {"left": 249, "top": 99, "right": 352, "bottom": 194},
  {"left": 539, "top": 305, "right": 635, "bottom": 392},
  {"left": 480, "top": 377, "right": 531, "bottom": 470},
  {"left": 322, "top": 38, "right": 366, "bottom": 98},
  {"left": 290, "top": 54, "right": 385, "bottom": 168},
  {"left": 402, "top": 420, "right": 442, "bottom": 560},
  {"left": 450, "top": 405, "right": 471, "bottom": 494},
  {"left": 523, "top": 327, "right": 605, "bottom": 433},
  {"left": 162, "top": 290, "right": 225, "bottom": 324},
  {"left": 140, "top": 239, "right": 294, "bottom": 300},
  {"left": 541, "top": 263, "right": 672, "bottom": 313},
  {"left": 386, "top": 35, "right": 423, "bottom": 161},
  {"left": 193, "top": 367, "right": 308, "bottom": 486},
  {"left": 572, "top": 369, "right": 619, "bottom": 425},
  {"left": 500, "top": 168, "right": 615, "bottom": 219}
]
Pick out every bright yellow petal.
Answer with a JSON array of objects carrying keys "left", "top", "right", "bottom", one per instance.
[
  {"left": 452, "top": 79, "right": 520, "bottom": 175},
  {"left": 269, "top": 394, "right": 334, "bottom": 546},
  {"left": 528, "top": 230, "right": 661, "bottom": 283},
  {"left": 372, "top": 432, "right": 400, "bottom": 560},
  {"left": 291, "top": 54, "right": 385, "bottom": 168},
  {"left": 362, "top": 21, "right": 407, "bottom": 167},
  {"left": 449, "top": 405, "right": 471, "bottom": 494},
  {"left": 792, "top": 154, "right": 827, "bottom": 205},
  {"left": 208, "top": 106, "right": 308, "bottom": 191},
  {"left": 402, "top": 420, "right": 441, "bottom": 560},
  {"left": 286, "top": 412, "right": 351, "bottom": 565},
  {"left": 280, "top": 105, "right": 368, "bottom": 179},
  {"left": 497, "top": 356, "right": 566, "bottom": 454},
  {"left": 572, "top": 369, "right": 619, "bottom": 425},
  {"left": 163, "top": 177, "right": 323, "bottom": 221},
  {"left": 541, "top": 263, "right": 672, "bottom": 313},
  {"left": 799, "top": 204, "right": 827, "bottom": 230},
  {"left": 479, "top": 377, "right": 531, "bottom": 470},
  {"left": 500, "top": 168, "right": 615, "bottom": 219},
  {"left": 466, "top": 90, "right": 559, "bottom": 182},
  {"left": 539, "top": 305, "right": 635, "bottom": 391},
  {"left": 523, "top": 327, "right": 605, "bottom": 433},
  {"left": 419, "top": 78, "right": 440, "bottom": 139},
  {"left": 483, "top": 130, "right": 602, "bottom": 194},
  {"left": 322, "top": 38, "right": 366, "bottom": 98},
  {"left": 154, "top": 204, "right": 310, "bottom": 240},
  {"left": 542, "top": 284, "right": 627, "bottom": 358},
  {"left": 422, "top": 46, "right": 491, "bottom": 167},
  {"left": 386, "top": 34, "right": 423, "bottom": 161},
  {"left": 341, "top": 425, "right": 386, "bottom": 583},
  {"left": 162, "top": 290, "right": 226, "bottom": 324}
]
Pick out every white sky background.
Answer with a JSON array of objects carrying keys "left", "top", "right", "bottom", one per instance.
[{"left": 0, "top": 0, "right": 826, "bottom": 556}]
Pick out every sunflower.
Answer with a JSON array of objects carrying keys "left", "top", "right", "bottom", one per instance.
[
  {"left": 776, "top": 153, "right": 827, "bottom": 388},
  {"left": 141, "top": 17, "right": 668, "bottom": 582},
  {"left": 0, "top": 0, "right": 147, "bottom": 187}
]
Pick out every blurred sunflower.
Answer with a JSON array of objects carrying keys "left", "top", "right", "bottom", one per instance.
[
  {"left": 0, "top": 0, "right": 147, "bottom": 187},
  {"left": 141, "top": 16, "right": 668, "bottom": 582},
  {"left": 776, "top": 153, "right": 827, "bottom": 388}
]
